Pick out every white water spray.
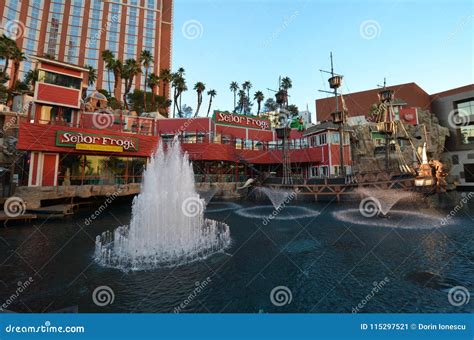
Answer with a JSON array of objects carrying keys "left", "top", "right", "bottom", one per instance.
[{"left": 94, "top": 139, "right": 231, "bottom": 270}]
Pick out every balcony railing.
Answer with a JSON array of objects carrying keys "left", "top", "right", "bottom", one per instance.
[{"left": 26, "top": 111, "right": 158, "bottom": 136}]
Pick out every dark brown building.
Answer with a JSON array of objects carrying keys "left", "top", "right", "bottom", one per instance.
[{"left": 315, "top": 82, "right": 432, "bottom": 122}]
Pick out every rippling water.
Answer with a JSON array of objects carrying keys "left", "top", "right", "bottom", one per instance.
[{"left": 0, "top": 197, "right": 472, "bottom": 313}]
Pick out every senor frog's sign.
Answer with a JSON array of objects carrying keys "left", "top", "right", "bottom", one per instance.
[
  {"left": 213, "top": 111, "right": 270, "bottom": 130},
  {"left": 56, "top": 131, "right": 139, "bottom": 152}
]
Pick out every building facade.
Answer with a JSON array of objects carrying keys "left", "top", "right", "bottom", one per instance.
[
  {"left": 431, "top": 85, "right": 474, "bottom": 190},
  {"left": 0, "top": 0, "right": 172, "bottom": 98}
]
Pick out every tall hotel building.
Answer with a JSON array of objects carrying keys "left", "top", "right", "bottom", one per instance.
[{"left": 0, "top": 0, "right": 173, "bottom": 98}]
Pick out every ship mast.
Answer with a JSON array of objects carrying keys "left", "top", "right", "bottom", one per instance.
[{"left": 319, "top": 52, "right": 345, "bottom": 177}]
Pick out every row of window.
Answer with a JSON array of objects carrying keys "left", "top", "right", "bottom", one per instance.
[
  {"left": 309, "top": 166, "right": 351, "bottom": 178},
  {"left": 38, "top": 70, "right": 82, "bottom": 90}
]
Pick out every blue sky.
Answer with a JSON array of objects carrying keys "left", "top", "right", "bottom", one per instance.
[{"left": 173, "top": 0, "right": 473, "bottom": 121}]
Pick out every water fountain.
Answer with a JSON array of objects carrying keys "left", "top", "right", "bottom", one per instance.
[
  {"left": 333, "top": 188, "right": 451, "bottom": 229},
  {"left": 197, "top": 188, "right": 220, "bottom": 205},
  {"left": 253, "top": 187, "right": 296, "bottom": 209},
  {"left": 94, "top": 139, "right": 231, "bottom": 270},
  {"left": 356, "top": 187, "right": 418, "bottom": 216}
]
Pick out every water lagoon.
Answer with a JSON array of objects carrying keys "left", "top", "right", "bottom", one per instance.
[{"left": 0, "top": 196, "right": 472, "bottom": 313}]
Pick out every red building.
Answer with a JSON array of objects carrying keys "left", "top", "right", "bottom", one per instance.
[
  {"left": 16, "top": 58, "right": 352, "bottom": 188},
  {"left": 18, "top": 57, "right": 158, "bottom": 187}
]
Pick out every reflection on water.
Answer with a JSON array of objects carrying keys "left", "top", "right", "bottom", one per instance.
[{"left": 0, "top": 200, "right": 472, "bottom": 313}]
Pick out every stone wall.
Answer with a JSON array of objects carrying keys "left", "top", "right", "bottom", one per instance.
[
  {"left": 14, "top": 183, "right": 141, "bottom": 209},
  {"left": 350, "top": 110, "right": 450, "bottom": 174}
]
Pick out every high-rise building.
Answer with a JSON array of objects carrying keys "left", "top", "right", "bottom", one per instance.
[{"left": 0, "top": 0, "right": 173, "bottom": 99}]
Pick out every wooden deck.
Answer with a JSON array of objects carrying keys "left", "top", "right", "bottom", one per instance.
[
  {"left": 0, "top": 211, "right": 37, "bottom": 225},
  {"left": 30, "top": 204, "right": 79, "bottom": 217},
  {"left": 265, "top": 177, "right": 415, "bottom": 201}
]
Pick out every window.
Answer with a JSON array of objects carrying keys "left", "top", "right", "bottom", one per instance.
[
  {"left": 459, "top": 125, "right": 474, "bottom": 145},
  {"left": 452, "top": 154, "right": 459, "bottom": 165},
  {"left": 456, "top": 100, "right": 474, "bottom": 117},
  {"left": 332, "top": 133, "right": 340, "bottom": 144},
  {"left": 464, "top": 164, "right": 474, "bottom": 183},
  {"left": 310, "top": 166, "right": 318, "bottom": 178},
  {"left": 320, "top": 166, "right": 329, "bottom": 178},
  {"left": 318, "top": 133, "right": 327, "bottom": 145},
  {"left": 39, "top": 70, "right": 81, "bottom": 89}
]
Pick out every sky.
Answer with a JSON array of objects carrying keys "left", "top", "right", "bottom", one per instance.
[{"left": 173, "top": 0, "right": 473, "bottom": 122}]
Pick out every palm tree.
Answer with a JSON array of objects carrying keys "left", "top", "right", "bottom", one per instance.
[
  {"left": 23, "top": 69, "right": 39, "bottom": 89},
  {"left": 254, "top": 91, "right": 264, "bottom": 116},
  {"left": 85, "top": 65, "right": 97, "bottom": 87},
  {"left": 122, "top": 58, "right": 141, "bottom": 110},
  {"left": 229, "top": 81, "right": 239, "bottom": 112},
  {"left": 206, "top": 89, "right": 216, "bottom": 117},
  {"left": 101, "top": 49, "right": 114, "bottom": 94},
  {"left": 139, "top": 50, "right": 153, "bottom": 111},
  {"left": 238, "top": 89, "right": 246, "bottom": 114},
  {"left": 0, "top": 35, "right": 19, "bottom": 75},
  {"left": 242, "top": 81, "right": 252, "bottom": 114},
  {"left": 148, "top": 72, "right": 160, "bottom": 108},
  {"left": 281, "top": 76, "right": 292, "bottom": 107},
  {"left": 159, "top": 68, "right": 173, "bottom": 98},
  {"left": 111, "top": 59, "right": 123, "bottom": 102},
  {"left": 171, "top": 68, "right": 185, "bottom": 117},
  {"left": 193, "top": 81, "right": 206, "bottom": 117},
  {"left": 177, "top": 80, "right": 187, "bottom": 116},
  {"left": 10, "top": 48, "right": 25, "bottom": 89}
]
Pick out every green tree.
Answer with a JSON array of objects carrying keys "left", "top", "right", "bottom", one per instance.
[
  {"left": 242, "top": 81, "right": 252, "bottom": 114},
  {"left": 121, "top": 58, "right": 141, "bottom": 110},
  {"left": 287, "top": 104, "right": 299, "bottom": 117},
  {"left": 0, "top": 35, "right": 18, "bottom": 74},
  {"left": 139, "top": 49, "right": 153, "bottom": 111},
  {"left": 193, "top": 81, "right": 206, "bottom": 117},
  {"left": 281, "top": 76, "right": 292, "bottom": 107},
  {"left": 229, "top": 81, "right": 239, "bottom": 112},
  {"left": 254, "top": 90, "right": 264, "bottom": 116},
  {"left": 148, "top": 72, "right": 160, "bottom": 109},
  {"left": 159, "top": 68, "right": 173, "bottom": 98},
  {"left": 101, "top": 49, "right": 114, "bottom": 94},
  {"left": 264, "top": 98, "right": 277, "bottom": 112},
  {"left": 23, "top": 69, "right": 39, "bottom": 89},
  {"left": 85, "top": 64, "right": 97, "bottom": 87},
  {"left": 206, "top": 89, "right": 216, "bottom": 117}
]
